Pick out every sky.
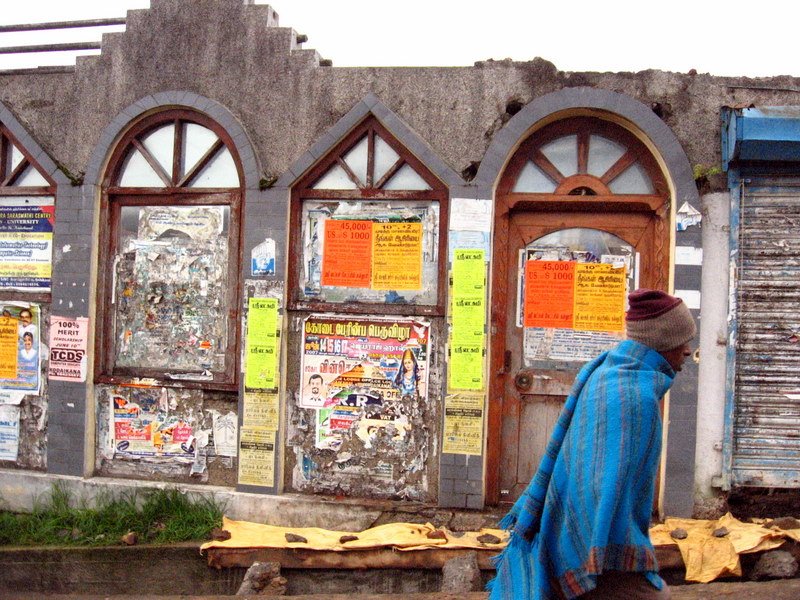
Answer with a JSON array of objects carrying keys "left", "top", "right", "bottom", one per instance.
[{"left": 0, "top": 0, "right": 797, "bottom": 77}]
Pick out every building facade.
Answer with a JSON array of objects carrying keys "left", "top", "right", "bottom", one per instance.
[{"left": 1, "top": 0, "right": 798, "bottom": 518}]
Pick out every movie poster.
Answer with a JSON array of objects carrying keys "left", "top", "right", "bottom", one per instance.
[{"left": 300, "top": 315, "right": 430, "bottom": 451}]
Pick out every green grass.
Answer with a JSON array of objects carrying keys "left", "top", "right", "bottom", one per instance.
[{"left": 0, "top": 483, "right": 224, "bottom": 547}]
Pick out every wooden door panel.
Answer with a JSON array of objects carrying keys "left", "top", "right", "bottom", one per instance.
[{"left": 494, "top": 209, "right": 660, "bottom": 505}]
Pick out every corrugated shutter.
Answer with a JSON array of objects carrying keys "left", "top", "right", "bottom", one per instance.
[{"left": 734, "top": 184, "right": 800, "bottom": 487}]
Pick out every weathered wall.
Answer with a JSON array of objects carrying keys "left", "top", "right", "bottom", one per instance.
[{"left": 1, "top": 0, "right": 798, "bottom": 502}]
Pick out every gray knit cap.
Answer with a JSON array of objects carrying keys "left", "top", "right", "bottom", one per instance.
[{"left": 625, "top": 289, "right": 697, "bottom": 351}]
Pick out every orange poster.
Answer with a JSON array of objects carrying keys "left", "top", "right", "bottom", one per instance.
[
  {"left": 523, "top": 261, "right": 575, "bottom": 328},
  {"left": 371, "top": 222, "right": 422, "bottom": 290},
  {"left": 321, "top": 220, "right": 372, "bottom": 288}
]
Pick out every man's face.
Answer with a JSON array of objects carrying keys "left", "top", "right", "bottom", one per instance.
[
  {"left": 310, "top": 376, "right": 323, "bottom": 395},
  {"left": 660, "top": 342, "right": 692, "bottom": 372},
  {"left": 20, "top": 311, "right": 31, "bottom": 325}
]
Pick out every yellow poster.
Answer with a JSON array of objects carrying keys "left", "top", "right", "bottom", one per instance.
[
  {"left": 449, "top": 344, "right": 484, "bottom": 390},
  {"left": 245, "top": 298, "right": 279, "bottom": 389},
  {"left": 442, "top": 393, "right": 484, "bottom": 455},
  {"left": 238, "top": 427, "right": 275, "bottom": 487},
  {"left": 371, "top": 222, "right": 422, "bottom": 290},
  {"left": 452, "top": 249, "right": 485, "bottom": 296},
  {"left": 573, "top": 263, "right": 626, "bottom": 332},
  {"left": 449, "top": 249, "right": 485, "bottom": 390},
  {"left": 243, "top": 391, "right": 280, "bottom": 430},
  {"left": 0, "top": 317, "right": 17, "bottom": 379}
]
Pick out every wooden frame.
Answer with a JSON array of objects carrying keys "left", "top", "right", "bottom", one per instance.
[
  {"left": 95, "top": 109, "right": 244, "bottom": 391},
  {"left": 288, "top": 116, "right": 449, "bottom": 317},
  {"left": 486, "top": 116, "right": 671, "bottom": 504}
]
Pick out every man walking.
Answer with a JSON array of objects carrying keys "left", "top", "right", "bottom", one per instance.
[{"left": 489, "top": 289, "right": 696, "bottom": 599}]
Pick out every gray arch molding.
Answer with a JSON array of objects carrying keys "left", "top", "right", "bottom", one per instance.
[{"left": 475, "top": 86, "right": 699, "bottom": 209}]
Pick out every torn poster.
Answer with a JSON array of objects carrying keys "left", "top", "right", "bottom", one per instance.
[
  {"left": 48, "top": 316, "right": 89, "bottom": 382},
  {"left": 212, "top": 410, "right": 238, "bottom": 457},
  {"left": 0, "top": 198, "right": 54, "bottom": 292},
  {"left": 0, "top": 302, "right": 41, "bottom": 401},
  {"left": 113, "top": 205, "right": 228, "bottom": 374},
  {"left": 111, "top": 387, "right": 195, "bottom": 461},
  {"left": 677, "top": 201, "right": 702, "bottom": 231},
  {"left": 0, "top": 403, "right": 20, "bottom": 461},
  {"left": 251, "top": 238, "right": 276, "bottom": 276}
]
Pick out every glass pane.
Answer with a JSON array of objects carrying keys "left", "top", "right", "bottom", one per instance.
[
  {"left": 373, "top": 135, "right": 399, "bottom": 183},
  {"left": 187, "top": 147, "right": 239, "bottom": 187},
  {"left": 182, "top": 123, "right": 219, "bottom": 178},
  {"left": 118, "top": 148, "right": 166, "bottom": 187},
  {"left": 342, "top": 136, "right": 368, "bottom": 186},
  {"left": 382, "top": 164, "right": 431, "bottom": 190},
  {"left": 13, "top": 165, "right": 48, "bottom": 187},
  {"left": 608, "top": 162, "right": 654, "bottom": 194},
  {"left": 512, "top": 160, "right": 557, "bottom": 193},
  {"left": 141, "top": 123, "right": 175, "bottom": 179},
  {"left": 299, "top": 199, "right": 439, "bottom": 305},
  {"left": 520, "top": 228, "right": 634, "bottom": 363},
  {"left": 114, "top": 205, "right": 229, "bottom": 373},
  {"left": 312, "top": 164, "right": 358, "bottom": 189},
  {"left": 587, "top": 135, "right": 626, "bottom": 177},
  {"left": 540, "top": 135, "right": 577, "bottom": 177},
  {"left": 10, "top": 145, "right": 24, "bottom": 172}
]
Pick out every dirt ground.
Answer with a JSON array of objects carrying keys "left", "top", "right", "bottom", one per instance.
[{"left": 6, "top": 580, "right": 800, "bottom": 599}]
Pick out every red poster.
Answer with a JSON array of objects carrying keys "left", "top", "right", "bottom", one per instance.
[
  {"left": 321, "top": 220, "right": 372, "bottom": 288},
  {"left": 523, "top": 261, "right": 575, "bottom": 328}
]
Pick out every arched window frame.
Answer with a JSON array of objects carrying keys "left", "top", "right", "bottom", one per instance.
[
  {"left": 288, "top": 116, "right": 449, "bottom": 316},
  {"left": 0, "top": 122, "right": 57, "bottom": 301},
  {"left": 95, "top": 109, "right": 244, "bottom": 390},
  {"left": 498, "top": 116, "right": 669, "bottom": 212}
]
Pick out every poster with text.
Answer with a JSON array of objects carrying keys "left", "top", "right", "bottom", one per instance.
[
  {"left": 0, "top": 199, "right": 54, "bottom": 292},
  {"left": 0, "top": 404, "right": 20, "bottom": 461},
  {"left": 300, "top": 315, "right": 430, "bottom": 412},
  {"left": 48, "top": 316, "right": 89, "bottom": 382},
  {"left": 238, "top": 427, "right": 275, "bottom": 487},
  {"left": 245, "top": 298, "right": 279, "bottom": 389},
  {"left": 0, "top": 302, "right": 41, "bottom": 402}
]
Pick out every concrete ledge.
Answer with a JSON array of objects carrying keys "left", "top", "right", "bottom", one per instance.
[{"left": 0, "top": 469, "right": 384, "bottom": 531}]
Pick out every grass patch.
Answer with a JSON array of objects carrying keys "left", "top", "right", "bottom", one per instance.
[{"left": 0, "top": 483, "right": 224, "bottom": 547}]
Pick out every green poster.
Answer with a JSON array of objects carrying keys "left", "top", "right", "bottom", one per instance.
[{"left": 245, "top": 298, "right": 278, "bottom": 389}]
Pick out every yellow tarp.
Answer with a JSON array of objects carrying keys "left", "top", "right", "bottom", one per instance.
[
  {"left": 203, "top": 513, "right": 800, "bottom": 585},
  {"left": 649, "top": 513, "right": 788, "bottom": 583},
  {"left": 200, "top": 516, "right": 508, "bottom": 553}
]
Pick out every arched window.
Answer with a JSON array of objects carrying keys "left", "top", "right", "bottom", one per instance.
[
  {"left": 289, "top": 116, "right": 448, "bottom": 315},
  {"left": 499, "top": 116, "right": 668, "bottom": 205},
  {"left": 96, "top": 110, "right": 243, "bottom": 388},
  {"left": 0, "top": 122, "right": 56, "bottom": 296}
]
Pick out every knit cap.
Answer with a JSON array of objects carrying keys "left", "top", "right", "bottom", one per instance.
[{"left": 625, "top": 289, "right": 697, "bottom": 351}]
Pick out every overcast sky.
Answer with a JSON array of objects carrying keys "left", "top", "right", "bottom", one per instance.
[{"left": 0, "top": 1, "right": 796, "bottom": 77}]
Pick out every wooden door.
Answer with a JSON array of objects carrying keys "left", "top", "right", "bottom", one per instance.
[
  {"left": 485, "top": 117, "right": 672, "bottom": 505},
  {"left": 494, "top": 210, "right": 658, "bottom": 501}
]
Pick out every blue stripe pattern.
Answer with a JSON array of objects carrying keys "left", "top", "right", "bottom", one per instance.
[{"left": 488, "top": 340, "right": 675, "bottom": 599}]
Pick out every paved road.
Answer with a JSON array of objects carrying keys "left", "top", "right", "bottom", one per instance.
[{"left": 6, "top": 580, "right": 800, "bottom": 599}]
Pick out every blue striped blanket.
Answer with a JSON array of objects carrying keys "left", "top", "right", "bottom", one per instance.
[{"left": 488, "top": 340, "right": 675, "bottom": 599}]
